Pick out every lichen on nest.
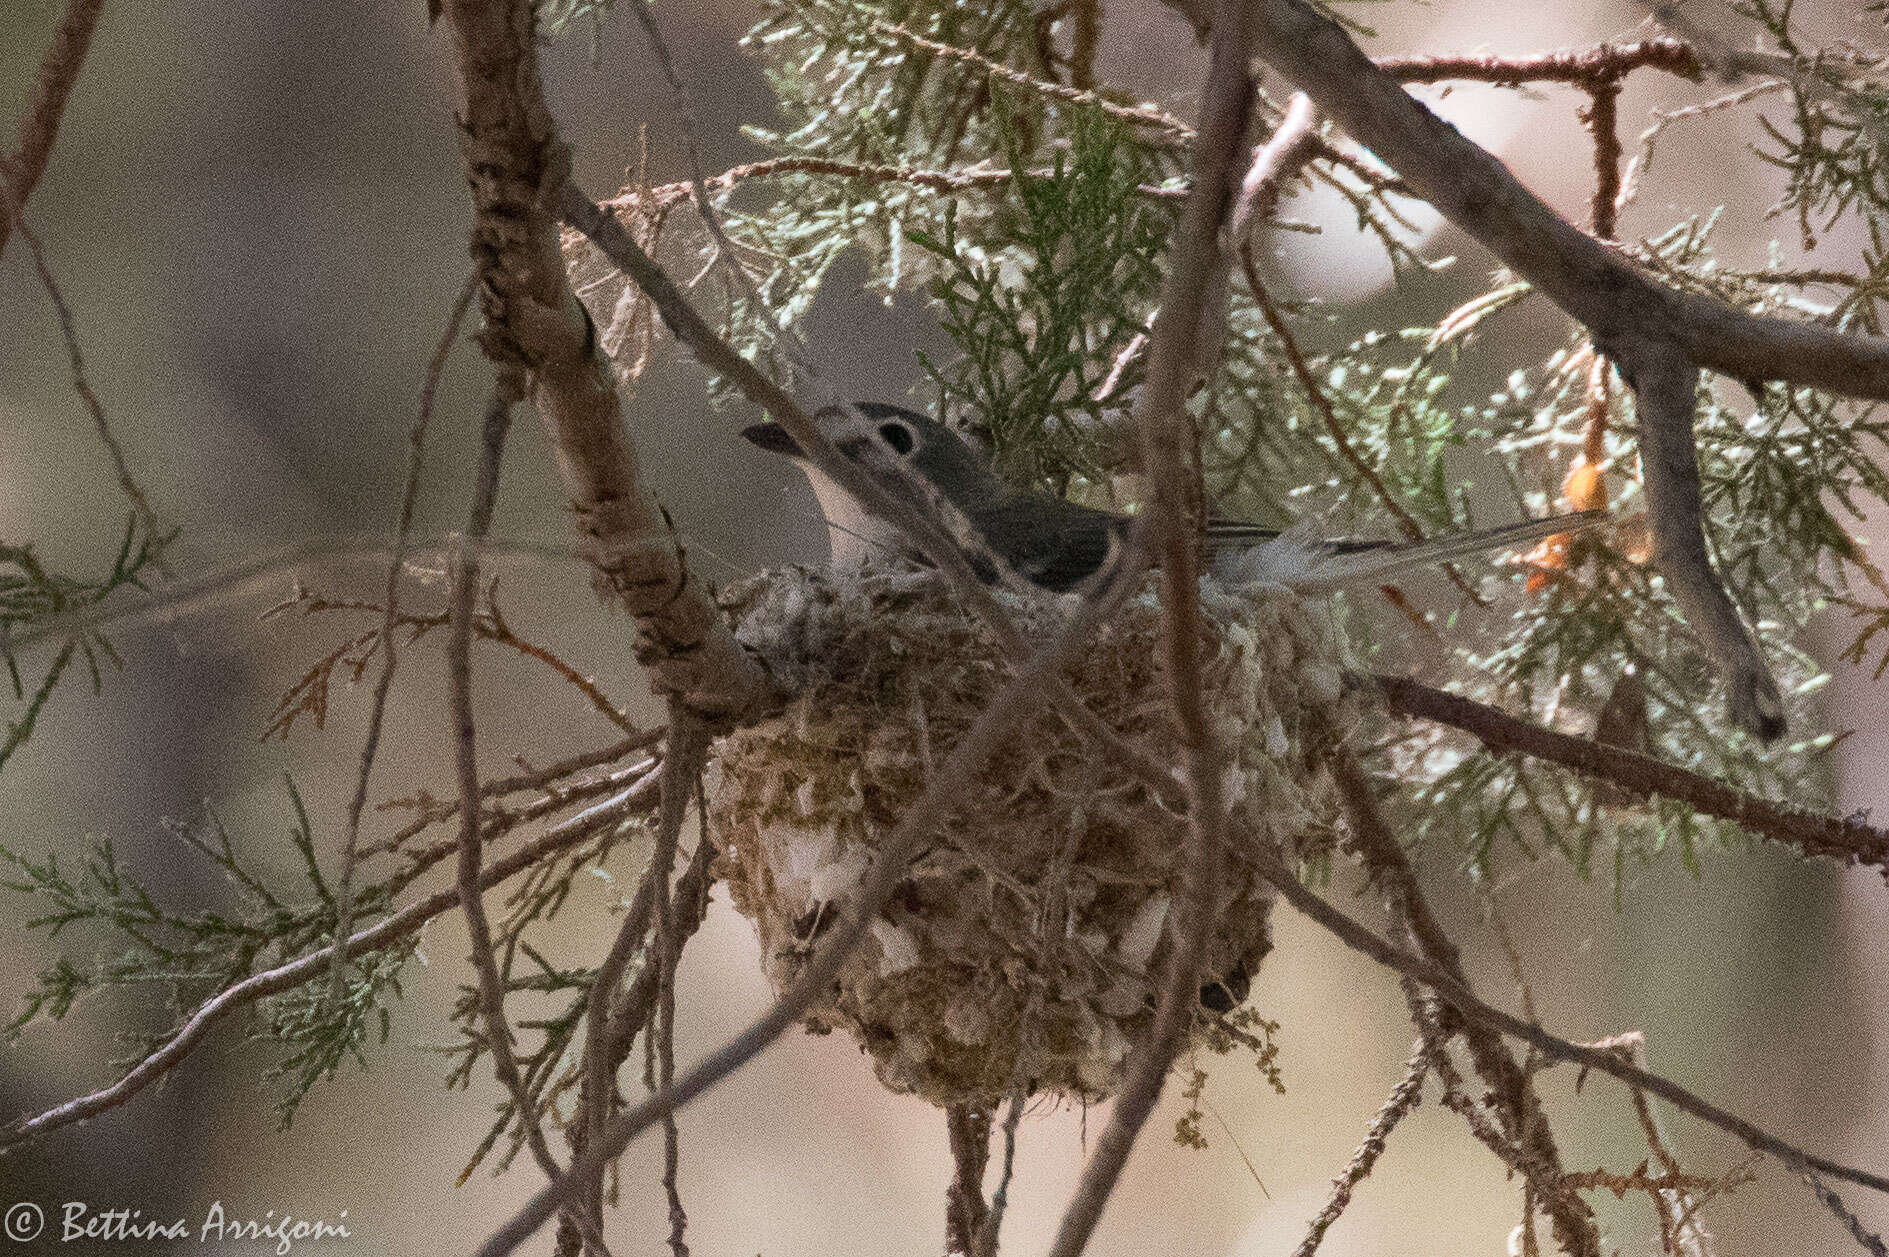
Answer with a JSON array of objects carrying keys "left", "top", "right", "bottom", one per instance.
[{"left": 707, "top": 560, "right": 1356, "bottom": 1107}]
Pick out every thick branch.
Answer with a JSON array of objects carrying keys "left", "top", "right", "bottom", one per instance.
[
  {"left": 1220, "top": 0, "right": 1889, "bottom": 735},
  {"left": 1614, "top": 341, "right": 1782, "bottom": 736},
  {"left": 0, "top": 0, "right": 104, "bottom": 261},
  {"left": 439, "top": 0, "right": 771, "bottom": 725},
  {"left": 945, "top": 1104, "right": 994, "bottom": 1257},
  {"left": 1240, "top": 0, "right": 1889, "bottom": 398},
  {"left": 1372, "top": 674, "right": 1889, "bottom": 866}
]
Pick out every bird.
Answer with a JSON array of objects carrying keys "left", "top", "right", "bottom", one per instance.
[{"left": 742, "top": 402, "right": 1605, "bottom": 596}]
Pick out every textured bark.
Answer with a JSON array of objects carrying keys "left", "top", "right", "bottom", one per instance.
[{"left": 439, "top": 0, "right": 771, "bottom": 724}]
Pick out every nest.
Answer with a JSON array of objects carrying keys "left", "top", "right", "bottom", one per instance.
[{"left": 708, "top": 562, "right": 1354, "bottom": 1107}]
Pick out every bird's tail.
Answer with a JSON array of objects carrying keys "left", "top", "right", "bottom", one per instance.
[{"left": 1218, "top": 510, "right": 1609, "bottom": 593}]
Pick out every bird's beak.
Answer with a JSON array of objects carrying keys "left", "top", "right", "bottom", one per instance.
[{"left": 741, "top": 421, "right": 805, "bottom": 458}]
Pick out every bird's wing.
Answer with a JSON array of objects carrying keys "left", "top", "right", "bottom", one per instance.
[{"left": 1216, "top": 510, "right": 1607, "bottom": 593}]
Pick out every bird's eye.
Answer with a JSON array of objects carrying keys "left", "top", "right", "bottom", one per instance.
[{"left": 878, "top": 421, "right": 917, "bottom": 457}]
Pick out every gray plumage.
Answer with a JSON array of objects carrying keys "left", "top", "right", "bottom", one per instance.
[{"left": 743, "top": 404, "right": 1605, "bottom": 595}]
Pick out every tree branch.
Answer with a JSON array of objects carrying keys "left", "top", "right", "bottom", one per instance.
[
  {"left": 1045, "top": 5, "right": 1252, "bottom": 1253},
  {"left": 1290, "top": 1040, "right": 1432, "bottom": 1257},
  {"left": 1327, "top": 745, "right": 1599, "bottom": 1256},
  {"left": 945, "top": 1103, "right": 994, "bottom": 1257},
  {"left": 328, "top": 272, "right": 476, "bottom": 1013},
  {"left": 439, "top": 0, "right": 771, "bottom": 726},
  {"left": 0, "top": 0, "right": 105, "bottom": 261},
  {"left": 1371, "top": 674, "right": 1889, "bottom": 867}
]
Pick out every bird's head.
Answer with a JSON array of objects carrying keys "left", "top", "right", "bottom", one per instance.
[{"left": 741, "top": 403, "right": 1001, "bottom": 516}]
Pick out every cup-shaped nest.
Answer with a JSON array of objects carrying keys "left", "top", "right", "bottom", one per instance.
[{"left": 708, "top": 563, "right": 1353, "bottom": 1107}]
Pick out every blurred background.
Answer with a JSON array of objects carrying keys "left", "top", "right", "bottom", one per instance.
[{"left": 3, "top": 1, "right": 1887, "bottom": 1254}]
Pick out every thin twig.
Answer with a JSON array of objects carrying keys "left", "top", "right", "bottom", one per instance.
[
  {"left": 1617, "top": 79, "right": 1787, "bottom": 215},
  {"left": 1291, "top": 1041, "right": 1433, "bottom": 1257},
  {"left": 364, "top": 730, "right": 660, "bottom": 861},
  {"left": 1247, "top": 845, "right": 1889, "bottom": 1198},
  {"left": 575, "top": 724, "right": 694, "bottom": 1248},
  {"left": 1370, "top": 674, "right": 1889, "bottom": 866},
  {"left": 1378, "top": 40, "right": 1701, "bottom": 88},
  {"left": 3, "top": 192, "right": 161, "bottom": 547},
  {"left": 1326, "top": 744, "right": 1599, "bottom": 1256},
  {"left": 449, "top": 391, "right": 574, "bottom": 1194},
  {"left": 1044, "top": 6, "right": 1252, "bottom": 1252},
  {"left": 3, "top": 533, "right": 581, "bottom": 657},
  {"left": 327, "top": 272, "right": 477, "bottom": 1012},
  {"left": 977, "top": 1091, "right": 1027, "bottom": 1257}
]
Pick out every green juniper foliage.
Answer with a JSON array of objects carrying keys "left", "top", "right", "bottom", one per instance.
[
  {"left": 0, "top": 780, "right": 410, "bottom": 1126},
  {"left": 0, "top": 515, "right": 165, "bottom": 773}
]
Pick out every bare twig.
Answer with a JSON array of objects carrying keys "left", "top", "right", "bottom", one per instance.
[
  {"left": 1377, "top": 40, "right": 1701, "bottom": 88},
  {"left": 328, "top": 273, "right": 477, "bottom": 1012},
  {"left": 977, "top": 1092, "right": 1027, "bottom": 1257},
  {"left": 651, "top": 718, "right": 702, "bottom": 1257},
  {"left": 1230, "top": 93, "right": 1321, "bottom": 248},
  {"left": 364, "top": 729, "right": 659, "bottom": 861},
  {"left": 1799, "top": 1168, "right": 1889, "bottom": 1257},
  {"left": 448, "top": 392, "right": 580, "bottom": 1198},
  {"left": 565, "top": 715, "right": 702, "bottom": 1256},
  {"left": 3, "top": 533, "right": 579, "bottom": 657},
  {"left": 3, "top": 193, "right": 161, "bottom": 547},
  {"left": 1247, "top": 846, "right": 1889, "bottom": 1198},
  {"left": 1045, "top": 4, "right": 1252, "bottom": 1252},
  {"left": 0, "top": 0, "right": 105, "bottom": 261},
  {"left": 1370, "top": 674, "right": 1889, "bottom": 867},
  {"left": 0, "top": 773, "right": 662, "bottom": 1155},
  {"left": 1327, "top": 745, "right": 1599, "bottom": 1256},
  {"left": 1588, "top": 1031, "right": 1713, "bottom": 1257},
  {"left": 262, "top": 585, "right": 638, "bottom": 740},
  {"left": 1291, "top": 1042, "right": 1432, "bottom": 1257},
  {"left": 1618, "top": 80, "right": 1787, "bottom": 215}
]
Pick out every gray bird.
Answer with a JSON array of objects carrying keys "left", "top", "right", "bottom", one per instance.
[{"left": 742, "top": 403, "right": 1604, "bottom": 595}]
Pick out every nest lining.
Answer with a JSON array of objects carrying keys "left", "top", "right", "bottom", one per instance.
[{"left": 708, "top": 561, "right": 1354, "bottom": 1106}]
